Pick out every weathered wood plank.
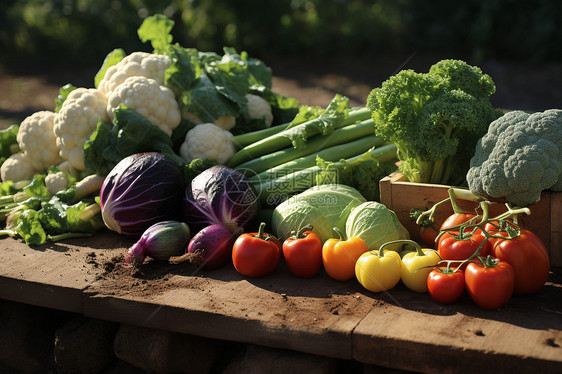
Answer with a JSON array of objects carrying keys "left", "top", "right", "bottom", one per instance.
[
  {"left": 0, "top": 231, "right": 133, "bottom": 312},
  {"left": 82, "top": 260, "right": 376, "bottom": 360},
  {"left": 352, "top": 278, "right": 562, "bottom": 373}
]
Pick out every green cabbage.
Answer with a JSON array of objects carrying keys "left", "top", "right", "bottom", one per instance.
[
  {"left": 345, "top": 201, "right": 409, "bottom": 251},
  {"left": 271, "top": 184, "right": 366, "bottom": 242}
]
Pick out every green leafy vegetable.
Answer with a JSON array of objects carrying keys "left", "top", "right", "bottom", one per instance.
[
  {"left": 253, "top": 142, "right": 397, "bottom": 206},
  {"left": 137, "top": 14, "right": 175, "bottom": 54},
  {"left": 271, "top": 184, "right": 366, "bottom": 242},
  {"left": 366, "top": 59, "right": 498, "bottom": 185},
  {"left": 94, "top": 48, "right": 126, "bottom": 88},
  {"left": 137, "top": 14, "right": 298, "bottom": 134},
  {"left": 54, "top": 83, "right": 78, "bottom": 113},
  {"left": 40, "top": 197, "right": 104, "bottom": 240},
  {"left": 241, "top": 119, "right": 379, "bottom": 176},
  {"left": 345, "top": 201, "right": 410, "bottom": 252},
  {"left": 0, "top": 174, "right": 104, "bottom": 245},
  {"left": 0, "top": 124, "right": 19, "bottom": 164},
  {"left": 227, "top": 96, "right": 367, "bottom": 168},
  {"left": 182, "top": 158, "right": 219, "bottom": 185},
  {"left": 315, "top": 143, "right": 398, "bottom": 201},
  {"left": 83, "top": 105, "right": 185, "bottom": 176},
  {"left": 466, "top": 109, "right": 562, "bottom": 206}
]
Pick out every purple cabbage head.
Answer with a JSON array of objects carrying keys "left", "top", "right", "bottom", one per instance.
[
  {"left": 183, "top": 165, "right": 260, "bottom": 233},
  {"left": 100, "top": 152, "right": 185, "bottom": 237}
]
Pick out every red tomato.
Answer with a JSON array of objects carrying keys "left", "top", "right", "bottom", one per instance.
[
  {"left": 465, "top": 258, "right": 515, "bottom": 310},
  {"left": 232, "top": 223, "right": 281, "bottom": 278},
  {"left": 427, "top": 267, "right": 465, "bottom": 304},
  {"left": 491, "top": 229, "right": 550, "bottom": 295},
  {"left": 439, "top": 212, "right": 476, "bottom": 231},
  {"left": 437, "top": 228, "right": 491, "bottom": 268},
  {"left": 481, "top": 219, "right": 515, "bottom": 247},
  {"left": 419, "top": 226, "right": 439, "bottom": 248},
  {"left": 282, "top": 227, "right": 323, "bottom": 278}
]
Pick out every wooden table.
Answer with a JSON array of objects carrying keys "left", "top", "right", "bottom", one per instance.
[{"left": 1, "top": 232, "right": 561, "bottom": 373}]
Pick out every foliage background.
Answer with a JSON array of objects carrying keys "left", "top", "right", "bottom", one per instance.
[{"left": 1, "top": 0, "right": 561, "bottom": 69}]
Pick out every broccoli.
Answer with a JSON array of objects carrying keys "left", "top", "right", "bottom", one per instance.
[
  {"left": 466, "top": 109, "right": 562, "bottom": 207},
  {"left": 366, "top": 59, "right": 499, "bottom": 185}
]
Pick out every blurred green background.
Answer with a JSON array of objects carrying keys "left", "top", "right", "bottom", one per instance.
[{"left": 1, "top": 0, "right": 561, "bottom": 69}]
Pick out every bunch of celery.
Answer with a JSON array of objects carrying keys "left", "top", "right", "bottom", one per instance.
[{"left": 227, "top": 95, "right": 398, "bottom": 206}]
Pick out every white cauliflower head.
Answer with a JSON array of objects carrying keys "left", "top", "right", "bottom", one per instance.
[
  {"left": 45, "top": 171, "right": 70, "bottom": 196},
  {"left": 1, "top": 153, "right": 36, "bottom": 182},
  {"left": 179, "top": 123, "right": 235, "bottom": 164},
  {"left": 54, "top": 88, "right": 109, "bottom": 171},
  {"left": 97, "top": 51, "right": 171, "bottom": 97},
  {"left": 245, "top": 93, "right": 273, "bottom": 126},
  {"left": 106, "top": 76, "right": 181, "bottom": 137},
  {"left": 16, "top": 110, "right": 63, "bottom": 171}
]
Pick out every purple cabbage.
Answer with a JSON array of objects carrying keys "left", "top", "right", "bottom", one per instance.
[
  {"left": 100, "top": 152, "right": 185, "bottom": 237},
  {"left": 183, "top": 165, "right": 260, "bottom": 233}
]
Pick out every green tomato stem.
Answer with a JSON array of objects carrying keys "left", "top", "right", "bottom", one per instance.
[
  {"left": 490, "top": 204, "right": 531, "bottom": 224},
  {"left": 478, "top": 255, "right": 499, "bottom": 268}
]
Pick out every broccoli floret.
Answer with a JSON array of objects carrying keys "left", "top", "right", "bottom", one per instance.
[
  {"left": 428, "top": 59, "right": 496, "bottom": 99},
  {"left": 366, "top": 59, "right": 499, "bottom": 185},
  {"left": 466, "top": 109, "right": 562, "bottom": 206}
]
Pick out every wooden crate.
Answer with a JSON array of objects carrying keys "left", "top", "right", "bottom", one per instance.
[{"left": 379, "top": 172, "right": 561, "bottom": 267}]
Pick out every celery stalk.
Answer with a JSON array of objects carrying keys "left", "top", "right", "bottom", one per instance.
[
  {"left": 232, "top": 121, "right": 291, "bottom": 150},
  {"left": 249, "top": 133, "right": 384, "bottom": 182},
  {"left": 226, "top": 107, "right": 371, "bottom": 168},
  {"left": 236, "top": 119, "right": 376, "bottom": 175},
  {"left": 255, "top": 143, "right": 398, "bottom": 206}
]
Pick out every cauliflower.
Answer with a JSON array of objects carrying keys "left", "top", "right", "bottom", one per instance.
[
  {"left": 466, "top": 109, "right": 562, "bottom": 206},
  {"left": 179, "top": 123, "right": 235, "bottom": 164},
  {"left": 106, "top": 76, "right": 181, "bottom": 137},
  {"left": 16, "top": 110, "right": 63, "bottom": 171},
  {"left": 0, "top": 153, "right": 36, "bottom": 182},
  {"left": 245, "top": 93, "right": 273, "bottom": 126},
  {"left": 54, "top": 88, "right": 109, "bottom": 171},
  {"left": 97, "top": 51, "right": 171, "bottom": 97},
  {"left": 45, "top": 171, "right": 70, "bottom": 195}
]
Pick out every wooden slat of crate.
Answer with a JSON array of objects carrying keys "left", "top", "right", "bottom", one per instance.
[{"left": 379, "top": 172, "right": 559, "bottom": 266}]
